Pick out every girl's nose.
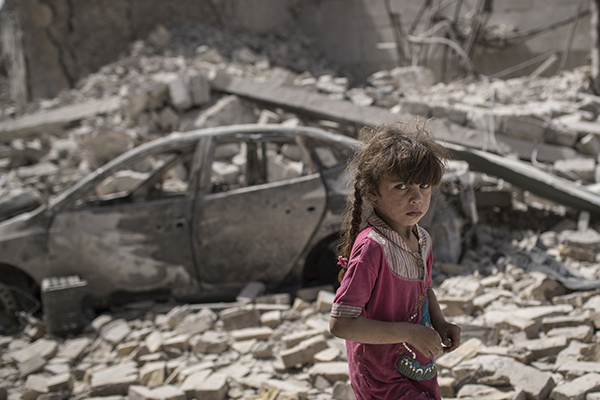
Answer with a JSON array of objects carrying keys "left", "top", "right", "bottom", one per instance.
[{"left": 409, "top": 186, "right": 422, "bottom": 202}]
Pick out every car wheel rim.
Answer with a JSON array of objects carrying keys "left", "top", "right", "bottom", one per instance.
[{"left": 0, "top": 283, "right": 17, "bottom": 317}]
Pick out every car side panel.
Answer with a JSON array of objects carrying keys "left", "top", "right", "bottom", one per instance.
[
  {"left": 48, "top": 197, "right": 196, "bottom": 301},
  {"left": 193, "top": 173, "right": 327, "bottom": 285}
]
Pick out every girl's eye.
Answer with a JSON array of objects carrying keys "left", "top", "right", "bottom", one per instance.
[
  {"left": 420, "top": 184, "right": 430, "bottom": 189},
  {"left": 395, "top": 183, "right": 407, "bottom": 190}
]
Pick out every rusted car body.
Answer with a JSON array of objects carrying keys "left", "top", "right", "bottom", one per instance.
[{"left": 0, "top": 125, "right": 357, "bottom": 314}]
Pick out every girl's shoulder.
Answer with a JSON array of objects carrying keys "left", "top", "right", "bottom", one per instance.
[{"left": 351, "top": 226, "right": 386, "bottom": 259}]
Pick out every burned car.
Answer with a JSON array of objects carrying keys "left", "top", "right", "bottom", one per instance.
[{"left": 0, "top": 124, "right": 357, "bottom": 319}]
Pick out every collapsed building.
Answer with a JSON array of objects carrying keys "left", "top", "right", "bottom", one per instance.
[{"left": 3, "top": 1, "right": 600, "bottom": 399}]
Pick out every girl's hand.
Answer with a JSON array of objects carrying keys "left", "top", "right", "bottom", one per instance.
[
  {"left": 407, "top": 324, "right": 444, "bottom": 358},
  {"left": 436, "top": 321, "right": 461, "bottom": 353}
]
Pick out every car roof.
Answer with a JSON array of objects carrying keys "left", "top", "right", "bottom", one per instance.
[{"left": 48, "top": 124, "right": 359, "bottom": 209}]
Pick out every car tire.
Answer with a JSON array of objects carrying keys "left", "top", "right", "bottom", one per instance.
[
  {"left": 304, "top": 238, "right": 341, "bottom": 289},
  {"left": 0, "top": 283, "right": 18, "bottom": 322}
]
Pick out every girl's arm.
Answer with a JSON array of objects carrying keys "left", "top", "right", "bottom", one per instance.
[
  {"left": 330, "top": 315, "right": 444, "bottom": 357},
  {"left": 427, "top": 287, "right": 461, "bottom": 352}
]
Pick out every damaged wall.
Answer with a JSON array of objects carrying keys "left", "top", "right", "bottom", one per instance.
[{"left": 0, "top": 0, "right": 594, "bottom": 104}]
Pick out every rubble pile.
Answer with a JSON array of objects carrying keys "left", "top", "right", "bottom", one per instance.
[
  {"left": 2, "top": 22, "right": 600, "bottom": 208},
  {"left": 2, "top": 262, "right": 600, "bottom": 400},
  {"left": 2, "top": 21, "right": 600, "bottom": 400}
]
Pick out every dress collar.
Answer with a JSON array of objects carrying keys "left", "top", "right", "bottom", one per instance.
[{"left": 367, "top": 212, "right": 424, "bottom": 256}]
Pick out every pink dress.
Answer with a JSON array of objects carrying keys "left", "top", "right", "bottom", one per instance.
[{"left": 331, "top": 213, "right": 440, "bottom": 400}]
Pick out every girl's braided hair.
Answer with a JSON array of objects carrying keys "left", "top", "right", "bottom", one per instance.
[{"left": 337, "top": 119, "right": 449, "bottom": 282}]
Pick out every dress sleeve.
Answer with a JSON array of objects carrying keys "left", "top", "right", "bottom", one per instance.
[{"left": 330, "top": 237, "right": 384, "bottom": 318}]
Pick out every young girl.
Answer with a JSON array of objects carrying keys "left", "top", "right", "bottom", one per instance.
[{"left": 329, "top": 120, "right": 461, "bottom": 399}]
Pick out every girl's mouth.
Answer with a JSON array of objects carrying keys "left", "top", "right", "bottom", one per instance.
[{"left": 407, "top": 211, "right": 421, "bottom": 217}]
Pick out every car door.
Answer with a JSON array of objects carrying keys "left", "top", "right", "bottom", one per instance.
[
  {"left": 47, "top": 143, "right": 200, "bottom": 302},
  {"left": 192, "top": 133, "right": 327, "bottom": 286}
]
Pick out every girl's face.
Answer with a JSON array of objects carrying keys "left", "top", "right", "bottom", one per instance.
[{"left": 371, "top": 174, "right": 431, "bottom": 238}]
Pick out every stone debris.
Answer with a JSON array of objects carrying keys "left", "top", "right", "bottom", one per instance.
[{"left": 0, "top": 270, "right": 597, "bottom": 400}]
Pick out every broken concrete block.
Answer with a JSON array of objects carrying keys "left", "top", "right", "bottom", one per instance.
[
  {"left": 549, "top": 372, "right": 600, "bottom": 400},
  {"left": 313, "top": 347, "right": 341, "bottom": 363},
  {"left": 24, "top": 374, "right": 49, "bottom": 398},
  {"left": 580, "top": 343, "right": 600, "bottom": 362},
  {"left": 81, "top": 127, "right": 135, "bottom": 168},
  {"left": 220, "top": 305, "right": 260, "bottom": 331},
  {"left": 128, "top": 385, "right": 155, "bottom": 400},
  {"left": 556, "top": 361, "right": 600, "bottom": 379},
  {"left": 44, "top": 373, "right": 73, "bottom": 393},
  {"left": 315, "top": 75, "right": 348, "bottom": 94},
  {"left": 436, "top": 338, "right": 486, "bottom": 370},
  {"left": 192, "top": 372, "right": 228, "bottom": 400},
  {"left": 546, "top": 325, "right": 594, "bottom": 343},
  {"left": 11, "top": 338, "right": 58, "bottom": 364},
  {"left": 231, "top": 339, "right": 257, "bottom": 354},
  {"left": 453, "top": 355, "right": 555, "bottom": 400},
  {"left": 145, "top": 331, "right": 163, "bottom": 353},
  {"left": 91, "top": 314, "right": 113, "bottom": 331},
  {"left": 554, "top": 158, "right": 596, "bottom": 182},
  {"left": 101, "top": 319, "right": 132, "bottom": 346},
  {"left": 542, "top": 314, "right": 594, "bottom": 332},
  {"left": 116, "top": 342, "right": 138, "bottom": 357},
  {"left": 189, "top": 72, "right": 211, "bottom": 106},
  {"left": 174, "top": 308, "right": 217, "bottom": 336},
  {"left": 437, "top": 296, "right": 474, "bottom": 316},
  {"left": 518, "top": 336, "right": 568, "bottom": 361},
  {"left": 255, "top": 293, "right": 291, "bottom": 306},
  {"left": 260, "top": 310, "right": 282, "bottom": 329},
  {"left": 460, "top": 324, "right": 499, "bottom": 346},
  {"left": 558, "top": 229, "right": 600, "bottom": 252},
  {"left": 168, "top": 76, "right": 193, "bottom": 111},
  {"left": 139, "top": 361, "right": 166, "bottom": 387},
  {"left": 162, "top": 334, "right": 189, "bottom": 352},
  {"left": 191, "top": 331, "right": 229, "bottom": 354},
  {"left": 519, "top": 272, "right": 567, "bottom": 302},
  {"left": 179, "top": 370, "right": 212, "bottom": 398},
  {"left": 576, "top": 133, "right": 600, "bottom": 156},
  {"left": 177, "top": 361, "right": 215, "bottom": 384},
  {"left": 282, "top": 329, "right": 322, "bottom": 349},
  {"left": 19, "top": 357, "right": 47, "bottom": 378},
  {"left": 436, "top": 377, "right": 455, "bottom": 398},
  {"left": 390, "top": 66, "right": 436, "bottom": 89},
  {"left": 456, "top": 383, "right": 521, "bottom": 399},
  {"left": 296, "top": 285, "right": 334, "bottom": 303},
  {"left": 231, "top": 326, "right": 273, "bottom": 342},
  {"left": 347, "top": 88, "right": 375, "bottom": 107},
  {"left": 89, "top": 362, "right": 139, "bottom": 396},
  {"left": 315, "top": 290, "right": 335, "bottom": 313},
  {"left": 250, "top": 341, "right": 274, "bottom": 360},
  {"left": 0, "top": 96, "right": 121, "bottom": 142},
  {"left": 280, "top": 334, "right": 328, "bottom": 369},
  {"left": 148, "top": 385, "right": 186, "bottom": 400},
  {"left": 56, "top": 337, "right": 92, "bottom": 362},
  {"left": 552, "top": 291, "right": 597, "bottom": 307},
  {"left": 308, "top": 362, "right": 349, "bottom": 384},
  {"left": 502, "top": 116, "right": 546, "bottom": 142},
  {"left": 559, "top": 244, "right": 596, "bottom": 262},
  {"left": 584, "top": 295, "right": 600, "bottom": 312},
  {"left": 95, "top": 170, "right": 147, "bottom": 197},
  {"left": 332, "top": 380, "right": 355, "bottom": 400},
  {"left": 163, "top": 305, "right": 193, "bottom": 330},
  {"left": 262, "top": 378, "right": 310, "bottom": 398},
  {"left": 257, "top": 109, "right": 280, "bottom": 124},
  {"left": 159, "top": 106, "right": 179, "bottom": 132},
  {"left": 236, "top": 281, "right": 266, "bottom": 304},
  {"left": 194, "top": 95, "right": 257, "bottom": 129}
]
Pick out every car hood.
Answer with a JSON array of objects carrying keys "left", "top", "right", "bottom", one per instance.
[{"left": 0, "top": 205, "right": 49, "bottom": 242}]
